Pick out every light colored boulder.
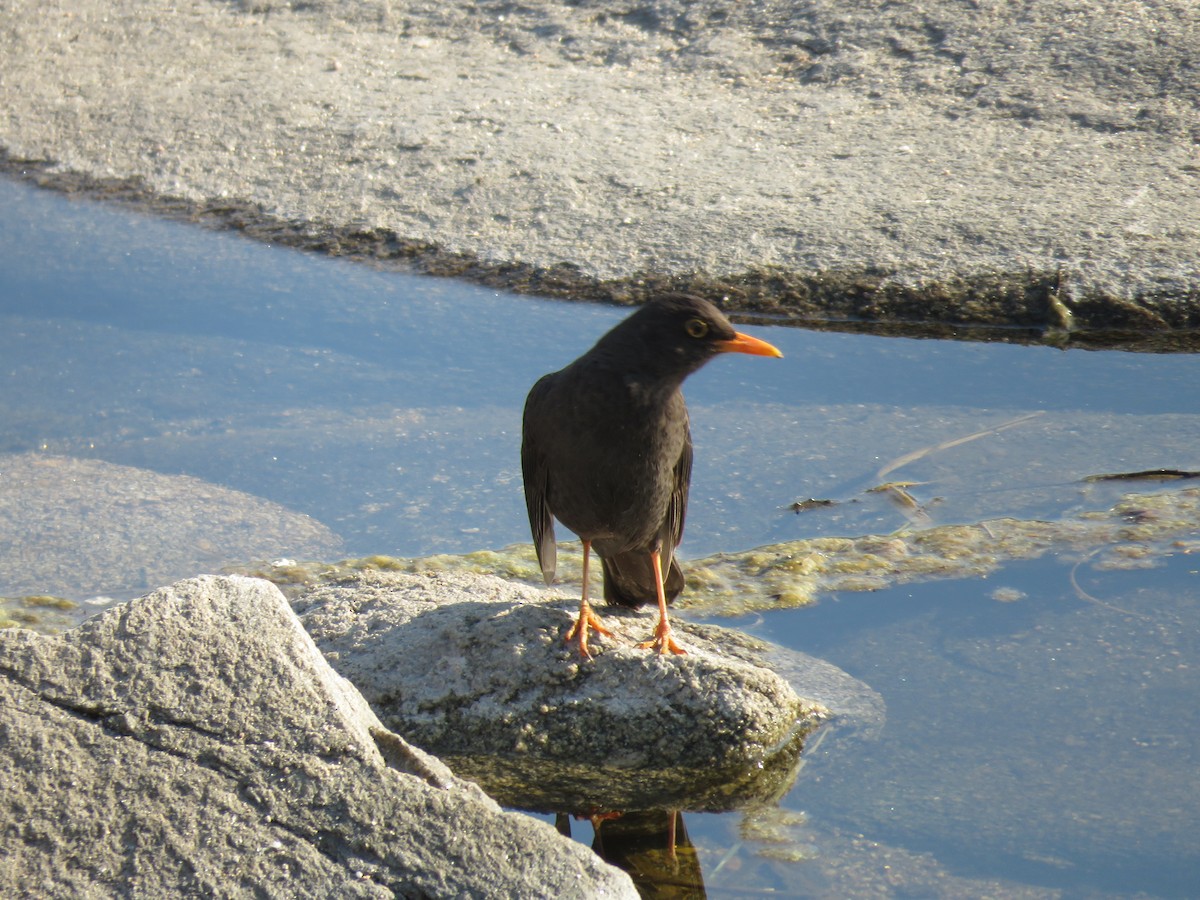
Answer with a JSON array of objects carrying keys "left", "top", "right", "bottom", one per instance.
[
  {"left": 0, "top": 575, "right": 636, "bottom": 898},
  {"left": 295, "top": 570, "right": 873, "bottom": 811}
]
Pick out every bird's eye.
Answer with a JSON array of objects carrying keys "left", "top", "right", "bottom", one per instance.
[{"left": 684, "top": 318, "right": 709, "bottom": 339}]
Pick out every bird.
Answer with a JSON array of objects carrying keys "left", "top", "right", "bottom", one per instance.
[{"left": 521, "top": 293, "right": 782, "bottom": 658}]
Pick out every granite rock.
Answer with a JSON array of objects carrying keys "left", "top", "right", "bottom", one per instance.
[
  {"left": 1, "top": 0, "right": 1197, "bottom": 328},
  {"left": 293, "top": 570, "right": 866, "bottom": 811},
  {"left": 0, "top": 575, "right": 636, "bottom": 898}
]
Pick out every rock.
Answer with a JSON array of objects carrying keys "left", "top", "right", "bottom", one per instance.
[
  {"left": 0, "top": 453, "right": 342, "bottom": 600},
  {"left": 294, "top": 569, "right": 847, "bottom": 812},
  {"left": 2, "top": 0, "right": 1198, "bottom": 329},
  {"left": 0, "top": 575, "right": 636, "bottom": 898}
]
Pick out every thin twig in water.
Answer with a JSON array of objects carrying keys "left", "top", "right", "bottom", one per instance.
[
  {"left": 1068, "top": 549, "right": 1152, "bottom": 620},
  {"left": 876, "top": 411, "right": 1046, "bottom": 481}
]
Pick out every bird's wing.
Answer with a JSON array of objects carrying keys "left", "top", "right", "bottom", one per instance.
[
  {"left": 521, "top": 388, "right": 557, "bottom": 585},
  {"left": 660, "top": 416, "right": 693, "bottom": 575}
]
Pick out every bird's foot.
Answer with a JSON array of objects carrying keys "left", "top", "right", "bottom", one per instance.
[
  {"left": 638, "top": 619, "right": 687, "bottom": 655},
  {"left": 564, "top": 605, "right": 613, "bottom": 659},
  {"left": 582, "top": 809, "right": 623, "bottom": 831}
]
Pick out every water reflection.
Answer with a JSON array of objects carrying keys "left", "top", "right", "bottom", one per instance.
[
  {"left": 587, "top": 811, "right": 705, "bottom": 899},
  {"left": 5, "top": 178, "right": 1200, "bottom": 575}
]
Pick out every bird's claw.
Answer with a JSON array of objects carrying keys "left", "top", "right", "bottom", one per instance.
[
  {"left": 638, "top": 620, "right": 687, "bottom": 655},
  {"left": 565, "top": 604, "right": 613, "bottom": 659}
]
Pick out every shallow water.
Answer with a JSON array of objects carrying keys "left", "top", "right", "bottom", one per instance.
[{"left": 2, "top": 177, "right": 1198, "bottom": 897}]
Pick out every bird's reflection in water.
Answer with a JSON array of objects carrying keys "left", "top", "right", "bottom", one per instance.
[
  {"left": 556, "top": 809, "right": 706, "bottom": 898},
  {"left": 470, "top": 716, "right": 818, "bottom": 896}
]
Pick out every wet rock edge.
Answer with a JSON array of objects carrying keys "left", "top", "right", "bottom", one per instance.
[{"left": 4, "top": 154, "right": 1197, "bottom": 352}]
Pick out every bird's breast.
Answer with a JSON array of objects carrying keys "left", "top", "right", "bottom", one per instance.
[{"left": 539, "top": 384, "right": 687, "bottom": 549}]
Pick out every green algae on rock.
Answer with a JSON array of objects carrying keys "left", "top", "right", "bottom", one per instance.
[
  {"left": 0, "top": 595, "right": 79, "bottom": 634},
  {"left": 677, "top": 487, "right": 1200, "bottom": 616},
  {"left": 240, "top": 486, "right": 1200, "bottom": 619}
]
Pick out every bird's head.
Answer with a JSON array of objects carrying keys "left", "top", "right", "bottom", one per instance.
[{"left": 600, "top": 294, "right": 783, "bottom": 381}]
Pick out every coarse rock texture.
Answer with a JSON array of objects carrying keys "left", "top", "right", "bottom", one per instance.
[
  {"left": 0, "top": 575, "right": 637, "bottom": 898},
  {"left": 1, "top": 0, "right": 1198, "bottom": 332},
  {"left": 292, "top": 569, "right": 866, "bottom": 811}
]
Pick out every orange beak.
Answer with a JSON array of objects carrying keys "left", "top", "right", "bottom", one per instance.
[{"left": 715, "top": 331, "right": 783, "bottom": 358}]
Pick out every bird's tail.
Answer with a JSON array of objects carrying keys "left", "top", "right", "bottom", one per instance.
[{"left": 600, "top": 552, "right": 684, "bottom": 608}]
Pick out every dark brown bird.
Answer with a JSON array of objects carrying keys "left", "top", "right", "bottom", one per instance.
[{"left": 521, "top": 294, "right": 782, "bottom": 658}]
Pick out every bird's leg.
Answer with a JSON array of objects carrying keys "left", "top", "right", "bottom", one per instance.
[
  {"left": 638, "top": 548, "right": 687, "bottom": 655},
  {"left": 666, "top": 809, "right": 679, "bottom": 864},
  {"left": 564, "top": 540, "right": 613, "bottom": 659}
]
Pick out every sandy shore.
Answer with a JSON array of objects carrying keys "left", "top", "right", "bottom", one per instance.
[{"left": 2, "top": 0, "right": 1197, "bottom": 333}]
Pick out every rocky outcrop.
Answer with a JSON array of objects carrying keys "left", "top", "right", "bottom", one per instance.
[
  {"left": 1, "top": 0, "right": 1197, "bottom": 330},
  {"left": 0, "top": 575, "right": 636, "bottom": 898},
  {"left": 294, "top": 569, "right": 874, "bottom": 812}
]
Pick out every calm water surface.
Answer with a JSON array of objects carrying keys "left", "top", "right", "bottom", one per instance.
[{"left": 2, "top": 178, "right": 1198, "bottom": 897}]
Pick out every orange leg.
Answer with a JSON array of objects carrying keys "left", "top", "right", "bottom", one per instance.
[
  {"left": 564, "top": 540, "right": 613, "bottom": 659},
  {"left": 666, "top": 809, "right": 679, "bottom": 863},
  {"left": 637, "top": 548, "right": 687, "bottom": 655}
]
